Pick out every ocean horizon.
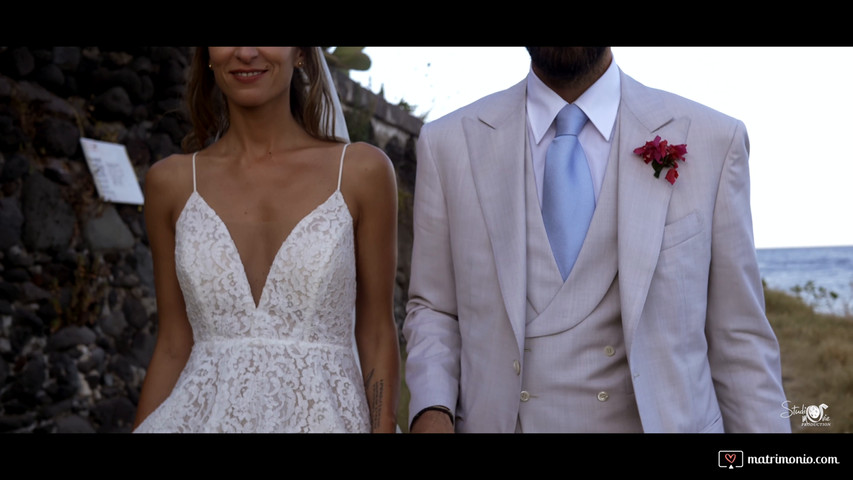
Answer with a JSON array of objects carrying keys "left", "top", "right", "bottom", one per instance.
[{"left": 756, "top": 244, "right": 853, "bottom": 316}]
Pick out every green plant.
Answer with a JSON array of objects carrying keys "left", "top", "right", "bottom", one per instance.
[
  {"left": 790, "top": 280, "right": 842, "bottom": 314},
  {"left": 323, "top": 47, "right": 371, "bottom": 73}
]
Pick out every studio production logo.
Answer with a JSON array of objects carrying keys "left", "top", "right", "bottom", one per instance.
[
  {"left": 719, "top": 450, "right": 743, "bottom": 469},
  {"left": 782, "top": 400, "right": 831, "bottom": 427}
]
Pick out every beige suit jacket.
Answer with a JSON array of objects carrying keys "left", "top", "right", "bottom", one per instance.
[{"left": 403, "top": 70, "right": 790, "bottom": 433}]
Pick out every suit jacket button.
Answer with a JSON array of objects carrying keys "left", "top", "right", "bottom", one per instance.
[
  {"left": 520, "top": 391, "right": 531, "bottom": 402},
  {"left": 597, "top": 391, "right": 609, "bottom": 402},
  {"left": 604, "top": 346, "right": 615, "bottom": 356},
  {"left": 513, "top": 360, "right": 521, "bottom": 375}
]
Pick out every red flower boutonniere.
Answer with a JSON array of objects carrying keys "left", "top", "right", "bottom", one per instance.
[{"left": 633, "top": 135, "right": 688, "bottom": 185}]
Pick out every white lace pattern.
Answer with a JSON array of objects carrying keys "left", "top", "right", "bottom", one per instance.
[{"left": 135, "top": 147, "right": 370, "bottom": 433}]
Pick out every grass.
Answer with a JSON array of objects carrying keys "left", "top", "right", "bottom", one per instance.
[
  {"left": 394, "top": 285, "right": 853, "bottom": 433},
  {"left": 765, "top": 286, "right": 853, "bottom": 433}
]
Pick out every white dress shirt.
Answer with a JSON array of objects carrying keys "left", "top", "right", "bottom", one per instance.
[{"left": 525, "top": 57, "right": 621, "bottom": 206}]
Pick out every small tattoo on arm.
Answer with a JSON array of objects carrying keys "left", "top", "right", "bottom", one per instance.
[{"left": 364, "top": 369, "right": 385, "bottom": 430}]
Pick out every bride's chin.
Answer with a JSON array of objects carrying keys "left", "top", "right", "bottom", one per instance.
[{"left": 226, "top": 91, "right": 288, "bottom": 111}]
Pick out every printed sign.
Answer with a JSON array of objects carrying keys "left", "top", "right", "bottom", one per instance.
[{"left": 80, "top": 138, "right": 144, "bottom": 205}]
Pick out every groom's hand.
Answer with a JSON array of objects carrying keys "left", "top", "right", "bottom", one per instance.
[{"left": 409, "top": 408, "right": 454, "bottom": 433}]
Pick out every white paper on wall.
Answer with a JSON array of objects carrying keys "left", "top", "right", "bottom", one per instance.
[{"left": 80, "top": 137, "right": 144, "bottom": 205}]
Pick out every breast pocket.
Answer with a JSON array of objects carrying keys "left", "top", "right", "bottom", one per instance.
[{"left": 660, "top": 210, "right": 703, "bottom": 251}]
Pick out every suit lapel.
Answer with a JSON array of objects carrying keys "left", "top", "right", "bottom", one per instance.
[
  {"left": 616, "top": 72, "right": 691, "bottom": 352},
  {"left": 463, "top": 81, "right": 528, "bottom": 353},
  {"left": 459, "top": 73, "right": 691, "bottom": 355}
]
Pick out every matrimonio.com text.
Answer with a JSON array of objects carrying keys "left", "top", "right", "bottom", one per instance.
[{"left": 719, "top": 450, "right": 842, "bottom": 469}]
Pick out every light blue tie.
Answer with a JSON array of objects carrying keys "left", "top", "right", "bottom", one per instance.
[{"left": 542, "top": 103, "right": 595, "bottom": 281}]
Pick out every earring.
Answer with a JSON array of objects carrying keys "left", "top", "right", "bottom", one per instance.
[
  {"left": 296, "top": 60, "right": 304, "bottom": 68},
  {"left": 208, "top": 63, "right": 213, "bottom": 69}
]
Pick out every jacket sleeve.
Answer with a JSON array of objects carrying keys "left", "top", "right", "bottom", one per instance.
[
  {"left": 402, "top": 123, "right": 462, "bottom": 428},
  {"left": 705, "top": 119, "right": 791, "bottom": 432}
]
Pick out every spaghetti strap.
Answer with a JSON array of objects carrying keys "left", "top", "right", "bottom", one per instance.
[
  {"left": 191, "top": 152, "right": 198, "bottom": 193},
  {"left": 336, "top": 144, "right": 349, "bottom": 192}
]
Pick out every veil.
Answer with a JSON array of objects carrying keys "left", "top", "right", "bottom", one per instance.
[{"left": 317, "top": 47, "right": 350, "bottom": 143}]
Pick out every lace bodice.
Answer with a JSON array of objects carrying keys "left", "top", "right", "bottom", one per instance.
[
  {"left": 135, "top": 145, "right": 370, "bottom": 433},
  {"left": 177, "top": 189, "right": 357, "bottom": 346}
]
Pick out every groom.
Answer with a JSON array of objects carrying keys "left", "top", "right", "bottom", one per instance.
[{"left": 402, "top": 47, "right": 791, "bottom": 433}]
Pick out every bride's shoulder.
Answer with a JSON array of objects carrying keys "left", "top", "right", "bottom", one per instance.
[
  {"left": 339, "top": 142, "right": 396, "bottom": 213},
  {"left": 343, "top": 142, "right": 393, "bottom": 174},
  {"left": 144, "top": 152, "right": 195, "bottom": 211},
  {"left": 146, "top": 152, "right": 194, "bottom": 188},
  {"left": 343, "top": 142, "right": 395, "bottom": 188}
]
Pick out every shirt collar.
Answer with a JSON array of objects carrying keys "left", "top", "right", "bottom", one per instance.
[{"left": 526, "top": 57, "right": 621, "bottom": 146}]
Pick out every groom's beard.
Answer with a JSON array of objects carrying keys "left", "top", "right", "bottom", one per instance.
[{"left": 526, "top": 47, "right": 608, "bottom": 80}]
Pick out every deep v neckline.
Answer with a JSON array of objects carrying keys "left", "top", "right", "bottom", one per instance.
[
  {"left": 188, "top": 190, "right": 344, "bottom": 310},
  {"left": 183, "top": 145, "right": 351, "bottom": 311}
]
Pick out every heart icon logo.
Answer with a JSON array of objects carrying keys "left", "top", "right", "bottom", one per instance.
[{"left": 725, "top": 453, "right": 736, "bottom": 464}]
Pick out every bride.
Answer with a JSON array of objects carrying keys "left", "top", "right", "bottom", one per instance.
[{"left": 132, "top": 47, "right": 400, "bottom": 433}]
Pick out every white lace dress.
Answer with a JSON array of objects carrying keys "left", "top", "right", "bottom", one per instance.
[{"left": 135, "top": 145, "right": 371, "bottom": 433}]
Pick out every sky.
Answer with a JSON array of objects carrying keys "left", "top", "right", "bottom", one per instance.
[{"left": 349, "top": 47, "right": 853, "bottom": 250}]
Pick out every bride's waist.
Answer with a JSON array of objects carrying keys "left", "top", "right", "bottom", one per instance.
[{"left": 192, "top": 336, "right": 353, "bottom": 350}]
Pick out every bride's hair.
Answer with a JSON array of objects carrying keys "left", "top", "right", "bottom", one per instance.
[{"left": 181, "top": 46, "right": 341, "bottom": 153}]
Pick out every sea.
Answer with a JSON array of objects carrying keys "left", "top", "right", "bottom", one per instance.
[{"left": 756, "top": 245, "right": 853, "bottom": 316}]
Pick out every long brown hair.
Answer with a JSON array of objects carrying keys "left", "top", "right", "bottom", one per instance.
[{"left": 181, "top": 47, "right": 341, "bottom": 153}]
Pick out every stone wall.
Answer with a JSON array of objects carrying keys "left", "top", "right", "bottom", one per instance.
[{"left": 0, "top": 46, "right": 422, "bottom": 433}]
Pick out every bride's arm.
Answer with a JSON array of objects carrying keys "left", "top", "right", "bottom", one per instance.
[
  {"left": 348, "top": 143, "right": 401, "bottom": 433},
  {"left": 133, "top": 156, "right": 195, "bottom": 430}
]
